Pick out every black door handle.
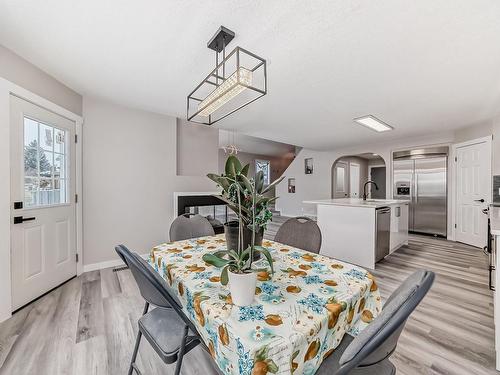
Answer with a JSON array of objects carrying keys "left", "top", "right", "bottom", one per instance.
[
  {"left": 474, "top": 199, "right": 485, "bottom": 203},
  {"left": 13, "top": 216, "right": 36, "bottom": 224}
]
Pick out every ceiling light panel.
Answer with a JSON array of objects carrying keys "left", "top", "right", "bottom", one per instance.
[{"left": 354, "top": 115, "right": 394, "bottom": 132}]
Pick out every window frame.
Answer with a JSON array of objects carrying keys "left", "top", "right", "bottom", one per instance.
[{"left": 23, "top": 115, "right": 70, "bottom": 209}]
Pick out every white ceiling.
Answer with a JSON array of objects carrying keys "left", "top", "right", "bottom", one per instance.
[{"left": 1, "top": 0, "right": 500, "bottom": 150}]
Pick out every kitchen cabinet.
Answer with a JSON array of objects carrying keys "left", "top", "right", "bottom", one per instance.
[{"left": 390, "top": 203, "right": 409, "bottom": 252}]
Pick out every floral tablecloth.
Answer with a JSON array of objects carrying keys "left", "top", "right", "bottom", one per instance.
[{"left": 149, "top": 234, "right": 381, "bottom": 375}]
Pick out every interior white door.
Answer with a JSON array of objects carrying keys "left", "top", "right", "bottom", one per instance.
[
  {"left": 10, "top": 95, "right": 77, "bottom": 310},
  {"left": 349, "top": 163, "right": 360, "bottom": 197},
  {"left": 333, "top": 161, "right": 349, "bottom": 198},
  {"left": 455, "top": 139, "right": 491, "bottom": 248}
]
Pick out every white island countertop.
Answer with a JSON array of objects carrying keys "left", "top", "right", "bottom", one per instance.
[
  {"left": 303, "top": 198, "right": 410, "bottom": 208},
  {"left": 491, "top": 206, "right": 500, "bottom": 236}
]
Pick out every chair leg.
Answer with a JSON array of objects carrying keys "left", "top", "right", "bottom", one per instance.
[
  {"left": 174, "top": 325, "right": 189, "bottom": 375},
  {"left": 128, "top": 302, "right": 150, "bottom": 375}
]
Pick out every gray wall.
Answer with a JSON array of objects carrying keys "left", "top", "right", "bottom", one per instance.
[
  {"left": 0, "top": 44, "right": 82, "bottom": 115},
  {"left": 176, "top": 119, "right": 219, "bottom": 176},
  {"left": 83, "top": 96, "right": 215, "bottom": 266}
]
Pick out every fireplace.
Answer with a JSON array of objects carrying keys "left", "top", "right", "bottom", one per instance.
[{"left": 174, "top": 192, "right": 234, "bottom": 234}]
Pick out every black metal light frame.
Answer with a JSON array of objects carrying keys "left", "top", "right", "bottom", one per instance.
[{"left": 187, "top": 26, "right": 267, "bottom": 125}]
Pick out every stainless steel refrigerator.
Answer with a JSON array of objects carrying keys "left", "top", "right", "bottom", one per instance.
[{"left": 393, "top": 147, "right": 448, "bottom": 237}]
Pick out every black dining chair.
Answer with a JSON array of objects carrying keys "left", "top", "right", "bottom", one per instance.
[
  {"left": 274, "top": 216, "right": 322, "bottom": 253},
  {"left": 316, "top": 269, "right": 435, "bottom": 375},
  {"left": 169, "top": 213, "right": 215, "bottom": 242},
  {"left": 115, "top": 245, "right": 205, "bottom": 375}
]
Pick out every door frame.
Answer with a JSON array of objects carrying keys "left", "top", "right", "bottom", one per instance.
[
  {"left": 0, "top": 77, "right": 83, "bottom": 322},
  {"left": 450, "top": 135, "right": 492, "bottom": 242}
]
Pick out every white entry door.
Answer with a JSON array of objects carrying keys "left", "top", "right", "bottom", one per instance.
[
  {"left": 455, "top": 138, "right": 491, "bottom": 248},
  {"left": 349, "top": 162, "right": 360, "bottom": 197},
  {"left": 10, "top": 96, "right": 77, "bottom": 310}
]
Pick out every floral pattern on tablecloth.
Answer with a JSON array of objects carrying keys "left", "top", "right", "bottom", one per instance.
[{"left": 149, "top": 234, "right": 382, "bottom": 375}]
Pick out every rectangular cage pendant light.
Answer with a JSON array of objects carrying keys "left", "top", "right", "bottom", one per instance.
[{"left": 187, "top": 26, "right": 267, "bottom": 125}]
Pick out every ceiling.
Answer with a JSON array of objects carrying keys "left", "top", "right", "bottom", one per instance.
[
  {"left": 1, "top": 0, "right": 500, "bottom": 150},
  {"left": 219, "top": 130, "right": 296, "bottom": 157}
]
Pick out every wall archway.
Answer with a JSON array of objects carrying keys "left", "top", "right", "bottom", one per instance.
[{"left": 331, "top": 153, "right": 386, "bottom": 199}]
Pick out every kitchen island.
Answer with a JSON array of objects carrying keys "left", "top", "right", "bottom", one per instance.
[{"left": 304, "top": 198, "right": 409, "bottom": 269}]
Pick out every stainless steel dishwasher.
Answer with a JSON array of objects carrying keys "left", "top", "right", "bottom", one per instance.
[{"left": 375, "top": 207, "right": 391, "bottom": 262}]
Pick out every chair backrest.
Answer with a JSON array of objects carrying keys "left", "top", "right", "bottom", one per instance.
[
  {"left": 336, "top": 270, "right": 435, "bottom": 374},
  {"left": 115, "top": 245, "right": 200, "bottom": 334},
  {"left": 115, "top": 243, "right": 129, "bottom": 266},
  {"left": 116, "top": 245, "right": 174, "bottom": 308},
  {"left": 169, "top": 214, "right": 215, "bottom": 242},
  {"left": 274, "top": 216, "right": 322, "bottom": 253}
]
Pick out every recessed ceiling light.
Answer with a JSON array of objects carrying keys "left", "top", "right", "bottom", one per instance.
[{"left": 354, "top": 115, "right": 393, "bottom": 132}]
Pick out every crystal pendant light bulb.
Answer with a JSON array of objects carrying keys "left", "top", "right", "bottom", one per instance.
[{"left": 198, "top": 67, "right": 253, "bottom": 117}]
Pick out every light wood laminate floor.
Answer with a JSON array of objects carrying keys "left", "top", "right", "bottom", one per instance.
[{"left": 0, "top": 234, "right": 497, "bottom": 375}]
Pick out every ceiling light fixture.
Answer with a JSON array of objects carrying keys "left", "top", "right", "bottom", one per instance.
[
  {"left": 187, "top": 26, "right": 267, "bottom": 125},
  {"left": 354, "top": 115, "right": 394, "bottom": 132}
]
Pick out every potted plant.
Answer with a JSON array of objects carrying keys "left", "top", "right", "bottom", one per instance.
[
  {"left": 203, "top": 155, "right": 282, "bottom": 306},
  {"left": 207, "top": 156, "right": 284, "bottom": 252},
  {"left": 202, "top": 245, "right": 274, "bottom": 306}
]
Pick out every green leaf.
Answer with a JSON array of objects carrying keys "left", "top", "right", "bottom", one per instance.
[
  {"left": 254, "top": 247, "right": 274, "bottom": 274},
  {"left": 254, "top": 346, "right": 268, "bottom": 362},
  {"left": 241, "top": 163, "right": 250, "bottom": 177},
  {"left": 266, "top": 359, "right": 279, "bottom": 373},
  {"left": 261, "top": 175, "right": 285, "bottom": 195},
  {"left": 291, "top": 350, "right": 300, "bottom": 360},
  {"left": 221, "top": 265, "right": 229, "bottom": 285},
  {"left": 255, "top": 170, "right": 264, "bottom": 192},
  {"left": 225, "top": 155, "right": 242, "bottom": 177},
  {"left": 239, "top": 174, "right": 254, "bottom": 193},
  {"left": 206, "top": 173, "right": 221, "bottom": 183},
  {"left": 227, "top": 250, "right": 240, "bottom": 261},
  {"left": 202, "top": 254, "right": 229, "bottom": 268}
]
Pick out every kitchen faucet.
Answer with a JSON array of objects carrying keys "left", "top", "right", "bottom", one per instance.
[{"left": 363, "top": 181, "right": 379, "bottom": 200}]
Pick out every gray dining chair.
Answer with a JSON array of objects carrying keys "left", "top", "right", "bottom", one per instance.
[
  {"left": 274, "top": 216, "right": 322, "bottom": 253},
  {"left": 169, "top": 213, "right": 215, "bottom": 242},
  {"left": 115, "top": 245, "right": 204, "bottom": 375},
  {"left": 316, "top": 269, "right": 435, "bottom": 375}
]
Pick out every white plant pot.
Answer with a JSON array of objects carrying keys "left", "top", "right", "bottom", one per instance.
[{"left": 228, "top": 270, "right": 257, "bottom": 306}]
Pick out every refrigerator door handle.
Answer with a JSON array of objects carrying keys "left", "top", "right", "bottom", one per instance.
[{"left": 414, "top": 174, "right": 418, "bottom": 203}]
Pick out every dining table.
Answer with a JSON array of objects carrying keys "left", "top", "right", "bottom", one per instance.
[{"left": 149, "top": 234, "right": 382, "bottom": 375}]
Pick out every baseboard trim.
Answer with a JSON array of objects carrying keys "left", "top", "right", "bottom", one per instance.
[{"left": 83, "top": 253, "right": 149, "bottom": 273}]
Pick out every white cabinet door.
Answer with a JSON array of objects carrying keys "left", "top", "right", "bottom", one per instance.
[
  {"left": 390, "top": 205, "right": 400, "bottom": 251},
  {"left": 399, "top": 204, "right": 409, "bottom": 245},
  {"left": 390, "top": 204, "right": 409, "bottom": 252}
]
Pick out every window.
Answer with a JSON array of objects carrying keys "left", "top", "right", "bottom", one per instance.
[
  {"left": 24, "top": 117, "right": 68, "bottom": 207},
  {"left": 255, "top": 160, "right": 270, "bottom": 185}
]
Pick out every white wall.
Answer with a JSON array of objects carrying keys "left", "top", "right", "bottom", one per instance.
[
  {"left": 275, "top": 131, "right": 457, "bottom": 217},
  {"left": 82, "top": 97, "right": 215, "bottom": 267},
  {"left": 0, "top": 44, "right": 82, "bottom": 115}
]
